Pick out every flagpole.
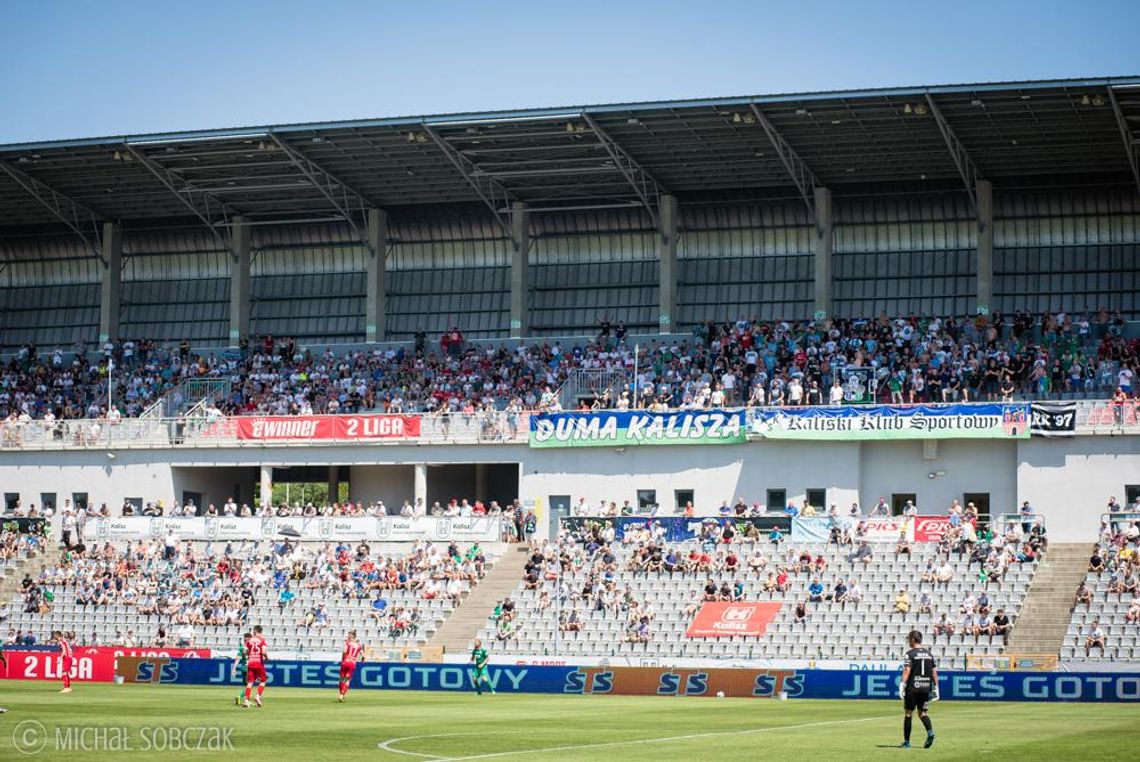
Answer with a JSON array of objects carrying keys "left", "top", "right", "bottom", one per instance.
[{"left": 633, "top": 344, "right": 639, "bottom": 409}]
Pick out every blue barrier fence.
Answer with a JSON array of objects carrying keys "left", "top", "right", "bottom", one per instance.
[{"left": 126, "top": 658, "right": 1140, "bottom": 702}]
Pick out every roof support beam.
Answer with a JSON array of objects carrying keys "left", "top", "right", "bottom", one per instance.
[
  {"left": 1107, "top": 87, "right": 1140, "bottom": 196},
  {"left": 924, "top": 94, "right": 981, "bottom": 213},
  {"left": 581, "top": 113, "right": 663, "bottom": 228},
  {"left": 421, "top": 122, "right": 517, "bottom": 243},
  {"left": 749, "top": 103, "right": 820, "bottom": 223},
  {"left": 267, "top": 133, "right": 375, "bottom": 239},
  {"left": 0, "top": 161, "right": 104, "bottom": 261},
  {"left": 123, "top": 143, "right": 232, "bottom": 245}
]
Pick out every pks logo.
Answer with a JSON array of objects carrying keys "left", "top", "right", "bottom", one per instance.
[{"left": 564, "top": 669, "right": 613, "bottom": 694}]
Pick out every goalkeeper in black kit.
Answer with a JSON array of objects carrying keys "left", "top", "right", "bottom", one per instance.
[{"left": 898, "top": 629, "right": 937, "bottom": 748}]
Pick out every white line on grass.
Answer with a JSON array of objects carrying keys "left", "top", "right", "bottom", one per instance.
[{"left": 378, "top": 713, "right": 896, "bottom": 761}]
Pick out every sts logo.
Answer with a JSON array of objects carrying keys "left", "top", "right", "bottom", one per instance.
[
  {"left": 752, "top": 670, "right": 804, "bottom": 698},
  {"left": 564, "top": 669, "right": 613, "bottom": 694},
  {"left": 122, "top": 656, "right": 179, "bottom": 684},
  {"left": 658, "top": 672, "right": 708, "bottom": 696}
]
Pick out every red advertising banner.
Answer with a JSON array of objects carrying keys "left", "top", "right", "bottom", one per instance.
[
  {"left": 1, "top": 650, "right": 117, "bottom": 683},
  {"left": 914, "top": 516, "right": 953, "bottom": 543},
  {"left": 76, "top": 646, "right": 212, "bottom": 660},
  {"left": 685, "top": 601, "right": 782, "bottom": 638},
  {"left": 234, "top": 414, "right": 421, "bottom": 441}
]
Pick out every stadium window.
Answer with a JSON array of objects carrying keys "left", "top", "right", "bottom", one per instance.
[
  {"left": 1126, "top": 485, "right": 1140, "bottom": 506},
  {"left": 71, "top": 492, "right": 88, "bottom": 511},
  {"left": 4, "top": 493, "right": 19, "bottom": 512},
  {"left": 40, "top": 493, "right": 56, "bottom": 513},
  {"left": 767, "top": 489, "right": 786, "bottom": 513},
  {"left": 125, "top": 497, "right": 144, "bottom": 513},
  {"left": 806, "top": 488, "right": 826, "bottom": 511},
  {"left": 674, "top": 489, "right": 694, "bottom": 514},
  {"left": 891, "top": 493, "right": 917, "bottom": 516},
  {"left": 636, "top": 489, "right": 657, "bottom": 513},
  {"left": 963, "top": 492, "right": 991, "bottom": 522}
]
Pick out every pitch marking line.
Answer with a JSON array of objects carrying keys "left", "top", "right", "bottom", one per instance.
[{"left": 378, "top": 713, "right": 896, "bottom": 760}]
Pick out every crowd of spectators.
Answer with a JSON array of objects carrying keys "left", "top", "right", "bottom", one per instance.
[
  {"left": 0, "top": 309, "right": 1134, "bottom": 425},
  {"left": 12, "top": 534, "right": 487, "bottom": 647},
  {"left": 1079, "top": 506, "right": 1140, "bottom": 656}
]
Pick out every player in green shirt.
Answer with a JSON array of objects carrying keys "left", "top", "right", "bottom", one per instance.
[
  {"left": 470, "top": 638, "right": 494, "bottom": 695},
  {"left": 233, "top": 632, "right": 250, "bottom": 706}
]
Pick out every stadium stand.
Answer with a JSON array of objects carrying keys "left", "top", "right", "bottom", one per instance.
[
  {"left": 4, "top": 538, "right": 493, "bottom": 653},
  {"left": 476, "top": 512, "right": 1040, "bottom": 663},
  {"left": 1061, "top": 509, "right": 1140, "bottom": 660},
  {"left": 0, "top": 311, "right": 1135, "bottom": 424}
]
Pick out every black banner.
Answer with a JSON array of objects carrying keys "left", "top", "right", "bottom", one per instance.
[
  {"left": 0, "top": 517, "right": 49, "bottom": 535},
  {"left": 1030, "top": 402, "right": 1076, "bottom": 437}
]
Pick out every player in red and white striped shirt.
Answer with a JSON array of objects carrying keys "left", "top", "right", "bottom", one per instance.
[
  {"left": 53, "top": 631, "right": 75, "bottom": 693},
  {"left": 243, "top": 625, "right": 268, "bottom": 708},
  {"left": 338, "top": 631, "right": 365, "bottom": 702}
]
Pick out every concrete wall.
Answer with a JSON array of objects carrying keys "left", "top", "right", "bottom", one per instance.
[
  {"left": 859, "top": 440, "right": 1017, "bottom": 517},
  {"left": 1016, "top": 437, "right": 1140, "bottom": 544},
  {"left": 349, "top": 465, "right": 414, "bottom": 510},
  {"left": 0, "top": 436, "right": 1135, "bottom": 542}
]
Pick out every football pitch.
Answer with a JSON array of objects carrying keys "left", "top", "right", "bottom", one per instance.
[{"left": 0, "top": 682, "right": 1134, "bottom": 761}]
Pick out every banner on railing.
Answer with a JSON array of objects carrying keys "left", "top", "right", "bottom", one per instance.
[
  {"left": 91, "top": 516, "right": 501, "bottom": 543},
  {"left": 1030, "top": 402, "right": 1077, "bottom": 437},
  {"left": 0, "top": 650, "right": 117, "bottom": 683},
  {"left": 560, "top": 516, "right": 791, "bottom": 543},
  {"left": 0, "top": 517, "right": 48, "bottom": 535},
  {"left": 139, "top": 657, "right": 1140, "bottom": 701},
  {"left": 685, "top": 602, "right": 782, "bottom": 638},
  {"left": 529, "top": 410, "right": 746, "bottom": 448},
  {"left": 913, "top": 515, "right": 953, "bottom": 542},
  {"left": 750, "top": 403, "right": 1030, "bottom": 441},
  {"left": 234, "top": 414, "right": 421, "bottom": 441}
]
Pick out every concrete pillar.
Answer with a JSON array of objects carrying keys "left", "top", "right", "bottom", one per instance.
[
  {"left": 328, "top": 465, "right": 341, "bottom": 505},
  {"left": 976, "top": 179, "right": 994, "bottom": 314},
  {"left": 259, "top": 464, "right": 273, "bottom": 508},
  {"left": 413, "top": 463, "right": 427, "bottom": 512},
  {"left": 98, "top": 222, "right": 122, "bottom": 343},
  {"left": 509, "top": 202, "right": 529, "bottom": 338},
  {"left": 658, "top": 194, "right": 679, "bottom": 334},
  {"left": 365, "top": 208, "right": 388, "bottom": 342},
  {"left": 228, "top": 216, "right": 251, "bottom": 346},
  {"left": 475, "top": 463, "right": 488, "bottom": 504},
  {"left": 813, "top": 187, "right": 833, "bottom": 318}
]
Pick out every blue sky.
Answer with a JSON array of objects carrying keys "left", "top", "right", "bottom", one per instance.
[{"left": 1, "top": 0, "right": 1138, "bottom": 144}]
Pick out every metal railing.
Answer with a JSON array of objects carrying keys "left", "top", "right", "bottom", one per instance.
[
  {"left": 0, "top": 399, "right": 1136, "bottom": 451},
  {"left": 0, "top": 411, "right": 531, "bottom": 450}
]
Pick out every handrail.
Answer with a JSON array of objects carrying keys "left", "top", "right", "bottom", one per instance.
[{"left": 0, "top": 399, "right": 1135, "bottom": 451}]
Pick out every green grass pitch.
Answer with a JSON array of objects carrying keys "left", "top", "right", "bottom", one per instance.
[{"left": 0, "top": 682, "right": 1134, "bottom": 760}]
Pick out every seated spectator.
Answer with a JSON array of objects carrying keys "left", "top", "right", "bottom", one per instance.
[
  {"left": 807, "top": 577, "right": 824, "bottom": 603},
  {"left": 917, "top": 590, "right": 932, "bottom": 615},
  {"left": 972, "top": 612, "right": 995, "bottom": 643},
  {"left": 1074, "top": 580, "right": 1094, "bottom": 608},
  {"left": 1125, "top": 596, "right": 1140, "bottom": 625},
  {"left": 1089, "top": 550, "right": 1106, "bottom": 573},
  {"left": 793, "top": 599, "right": 808, "bottom": 625},
  {"left": 893, "top": 588, "right": 910, "bottom": 615},
  {"left": 992, "top": 608, "right": 1012, "bottom": 645},
  {"left": 932, "top": 613, "right": 955, "bottom": 642},
  {"left": 846, "top": 541, "right": 873, "bottom": 565},
  {"left": 1085, "top": 618, "right": 1107, "bottom": 657}
]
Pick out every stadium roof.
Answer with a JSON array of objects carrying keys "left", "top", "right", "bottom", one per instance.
[{"left": 2, "top": 76, "right": 1139, "bottom": 246}]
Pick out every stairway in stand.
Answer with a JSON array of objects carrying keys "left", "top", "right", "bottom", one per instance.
[
  {"left": 430, "top": 544, "right": 530, "bottom": 655},
  {"left": 1006, "top": 543, "right": 1091, "bottom": 655}
]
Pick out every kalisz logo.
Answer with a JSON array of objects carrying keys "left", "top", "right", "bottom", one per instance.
[
  {"left": 723, "top": 606, "right": 755, "bottom": 623},
  {"left": 376, "top": 519, "right": 392, "bottom": 540},
  {"left": 260, "top": 518, "right": 277, "bottom": 538},
  {"left": 436, "top": 518, "right": 453, "bottom": 540}
]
